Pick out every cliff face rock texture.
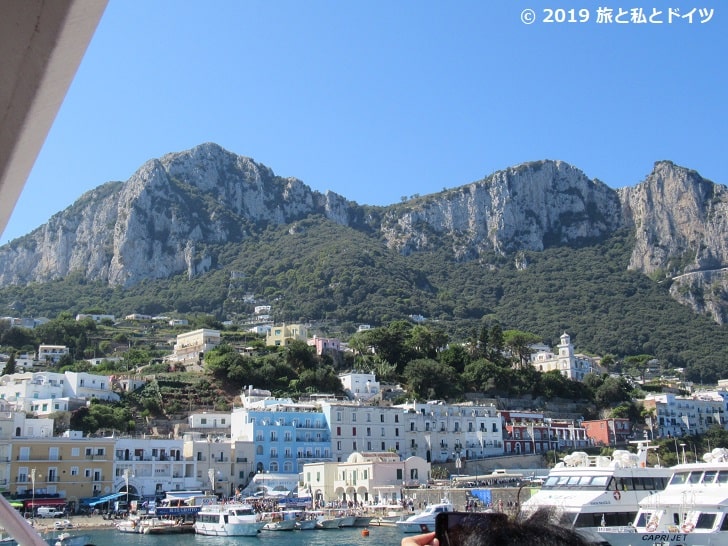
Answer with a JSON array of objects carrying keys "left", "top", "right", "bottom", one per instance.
[
  {"left": 378, "top": 160, "right": 623, "bottom": 258},
  {"left": 0, "top": 143, "right": 355, "bottom": 287},
  {"left": 0, "top": 143, "right": 726, "bottom": 322},
  {"left": 619, "top": 161, "right": 728, "bottom": 323}
]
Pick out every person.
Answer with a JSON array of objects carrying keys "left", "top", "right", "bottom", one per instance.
[{"left": 402, "top": 510, "right": 589, "bottom": 546}]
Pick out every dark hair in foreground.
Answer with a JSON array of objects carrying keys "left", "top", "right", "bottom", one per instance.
[{"left": 446, "top": 510, "right": 589, "bottom": 546}]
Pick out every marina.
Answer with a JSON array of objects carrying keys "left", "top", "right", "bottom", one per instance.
[{"left": 43, "top": 524, "right": 406, "bottom": 546}]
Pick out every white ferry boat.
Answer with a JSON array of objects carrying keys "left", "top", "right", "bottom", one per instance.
[
  {"left": 521, "top": 442, "right": 672, "bottom": 532},
  {"left": 598, "top": 448, "right": 728, "bottom": 546},
  {"left": 194, "top": 502, "right": 265, "bottom": 536},
  {"left": 395, "top": 500, "right": 455, "bottom": 533}
]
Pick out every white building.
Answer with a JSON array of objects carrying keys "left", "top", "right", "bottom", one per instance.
[
  {"left": 0, "top": 371, "right": 118, "bottom": 414},
  {"left": 75, "top": 314, "right": 115, "bottom": 323},
  {"left": 37, "top": 344, "right": 69, "bottom": 364},
  {"left": 301, "top": 452, "right": 429, "bottom": 505},
  {"left": 188, "top": 412, "right": 231, "bottom": 431},
  {"left": 530, "top": 333, "right": 603, "bottom": 381},
  {"left": 64, "top": 372, "right": 119, "bottom": 402},
  {"left": 402, "top": 401, "right": 504, "bottom": 462},
  {"left": 339, "top": 372, "right": 380, "bottom": 402},
  {"left": 170, "top": 329, "right": 221, "bottom": 363},
  {"left": 114, "top": 437, "right": 196, "bottom": 499},
  {"left": 645, "top": 392, "right": 724, "bottom": 438}
]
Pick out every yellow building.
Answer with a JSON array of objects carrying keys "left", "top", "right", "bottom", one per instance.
[
  {"left": 266, "top": 323, "right": 308, "bottom": 347},
  {"left": 8, "top": 435, "right": 115, "bottom": 513}
]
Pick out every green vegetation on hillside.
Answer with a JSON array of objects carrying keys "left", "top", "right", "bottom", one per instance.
[{"left": 1, "top": 218, "right": 727, "bottom": 383}]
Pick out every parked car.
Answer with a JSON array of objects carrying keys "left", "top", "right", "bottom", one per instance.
[{"left": 37, "top": 507, "right": 65, "bottom": 518}]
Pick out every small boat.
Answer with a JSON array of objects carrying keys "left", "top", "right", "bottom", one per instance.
[
  {"left": 353, "top": 515, "right": 373, "bottom": 527},
  {"left": 395, "top": 500, "right": 455, "bottom": 533},
  {"left": 142, "top": 518, "right": 195, "bottom": 534},
  {"left": 194, "top": 502, "right": 265, "bottom": 537},
  {"left": 295, "top": 517, "right": 318, "bottom": 530},
  {"left": 53, "top": 521, "right": 73, "bottom": 531},
  {"left": 260, "top": 511, "right": 297, "bottom": 531},
  {"left": 313, "top": 510, "right": 345, "bottom": 529},
  {"left": 52, "top": 532, "right": 91, "bottom": 546}
]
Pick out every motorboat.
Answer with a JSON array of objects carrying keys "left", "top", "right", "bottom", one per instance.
[
  {"left": 52, "top": 533, "right": 91, "bottom": 546},
  {"left": 260, "top": 511, "right": 297, "bottom": 531},
  {"left": 395, "top": 500, "right": 455, "bottom": 533},
  {"left": 597, "top": 448, "right": 728, "bottom": 546},
  {"left": 194, "top": 502, "right": 265, "bottom": 536},
  {"left": 521, "top": 441, "right": 672, "bottom": 533}
]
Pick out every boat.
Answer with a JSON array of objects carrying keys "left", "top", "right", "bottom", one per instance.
[
  {"left": 154, "top": 490, "right": 216, "bottom": 518},
  {"left": 520, "top": 441, "right": 672, "bottom": 533},
  {"left": 312, "top": 510, "right": 345, "bottom": 529},
  {"left": 295, "top": 516, "right": 318, "bottom": 530},
  {"left": 142, "top": 518, "right": 195, "bottom": 534},
  {"left": 395, "top": 500, "right": 455, "bottom": 533},
  {"left": 115, "top": 516, "right": 141, "bottom": 534},
  {"left": 52, "top": 521, "right": 73, "bottom": 531},
  {"left": 353, "top": 515, "right": 373, "bottom": 527},
  {"left": 260, "top": 511, "right": 297, "bottom": 531},
  {"left": 597, "top": 447, "right": 728, "bottom": 546},
  {"left": 51, "top": 532, "right": 91, "bottom": 546},
  {"left": 194, "top": 502, "right": 265, "bottom": 536}
]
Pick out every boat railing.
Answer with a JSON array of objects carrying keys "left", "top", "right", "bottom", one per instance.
[{"left": 597, "top": 525, "right": 636, "bottom": 534}]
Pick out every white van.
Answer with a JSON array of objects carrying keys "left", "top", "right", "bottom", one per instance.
[{"left": 37, "top": 507, "right": 64, "bottom": 518}]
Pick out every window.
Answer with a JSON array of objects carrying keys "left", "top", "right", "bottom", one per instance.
[
  {"left": 336, "top": 426, "right": 341, "bottom": 436},
  {"left": 396, "top": 469, "right": 403, "bottom": 480},
  {"left": 352, "top": 413, "right": 356, "bottom": 422},
  {"left": 352, "top": 427, "right": 356, "bottom": 435},
  {"left": 70, "top": 467, "right": 78, "bottom": 476},
  {"left": 84, "top": 469, "right": 92, "bottom": 478},
  {"left": 380, "top": 415, "right": 384, "bottom": 423},
  {"left": 395, "top": 415, "right": 399, "bottom": 423},
  {"left": 201, "top": 418, "right": 207, "bottom": 425}
]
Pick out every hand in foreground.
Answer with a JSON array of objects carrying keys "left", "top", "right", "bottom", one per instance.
[{"left": 402, "top": 531, "right": 439, "bottom": 546}]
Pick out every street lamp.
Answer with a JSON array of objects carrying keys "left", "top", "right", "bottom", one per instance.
[
  {"left": 680, "top": 443, "right": 687, "bottom": 465},
  {"left": 30, "top": 468, "right": 36, "bottom": 520},
  {"left": 208, "top": 468, "right": 215, "bottom": 497},
  {"left": 123, "top": 468, "right": 131, "bottom": 512}
]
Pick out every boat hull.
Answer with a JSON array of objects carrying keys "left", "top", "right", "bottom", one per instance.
[
  {"left": 396, "top": 521, "right": 436, "bottom": 533},
  {"left": 194, "top": 522, "right": 264, "bottom": 536}
]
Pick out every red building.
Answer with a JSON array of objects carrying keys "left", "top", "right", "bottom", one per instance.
[{"left": 582, "top": 418, "right": 631, "bottom": 446}]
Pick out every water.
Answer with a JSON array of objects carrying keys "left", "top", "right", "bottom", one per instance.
[{"left": 45, "top": 526, "right": 404, "bottom": 546}]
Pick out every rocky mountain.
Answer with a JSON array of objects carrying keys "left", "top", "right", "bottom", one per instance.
[{"left": 0, "top": 142, "right": 726, "bottom": 323}]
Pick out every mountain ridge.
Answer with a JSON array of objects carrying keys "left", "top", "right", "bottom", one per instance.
[{"left": 0, "top": 143, "right": 727, "bottom": 325}]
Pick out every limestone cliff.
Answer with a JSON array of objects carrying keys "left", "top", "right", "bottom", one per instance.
[{"left": 0, "top": 144, "right": 726, "bottom": 322}]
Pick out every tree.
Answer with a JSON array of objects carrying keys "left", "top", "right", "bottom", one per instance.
[
  {"left": 624, "top": 354, "right": 655, "bottom": 383},
  {"left": 594, "top": 376, "right": 632, "bottom": 408},
  {"left": 3, "top": 352, "right": 17, "bottom": 375},
  {"left": 503, "top": 330, "right": 541, "bottom": 368},
  {"left": 403, "top": 359, "right": 461, "bottom": 400}
]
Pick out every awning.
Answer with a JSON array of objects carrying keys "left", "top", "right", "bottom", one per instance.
[
  {"left": 24, "top": 498, "right": 67, "bottom": 508},
  {"left": 85, "top": 492, "right": 124, "bottom": 507}
]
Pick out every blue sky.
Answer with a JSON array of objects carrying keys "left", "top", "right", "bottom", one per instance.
[{"left": 1, "top": 0, "right": 724, "bottom": 244}]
